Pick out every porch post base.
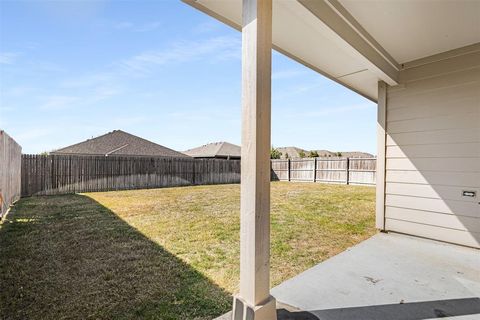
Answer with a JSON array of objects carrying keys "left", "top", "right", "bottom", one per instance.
[{"left": 231, "top": 295, "right": 277, "bottom": 320}]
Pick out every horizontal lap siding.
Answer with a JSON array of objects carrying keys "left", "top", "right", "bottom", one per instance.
[
  {"left": 386, "top": 195, "right": 478, "bottom": 218},
  {"left": 387, "top": 128, "right": 479, "bottom": 146},
  {"left": 387, "top": 157, "right": 479, "bottom": 172},
  {"left": 386, "top": 207, "right": 480, "bottom": 232},
  {"left": 385, "top": 51, "right": 480, "bottom": 248},
  {"left": 387, "top": 143, "right": 479, "bottom": 158},
  {"left": 386, "top": 171, "right": 479, "bottom": 187},
  {"left": 386, "top": 219, "right": 480, "bottom": 248},
  {"left": 386, "top": 183, "right": 477, "bottom": 202}
]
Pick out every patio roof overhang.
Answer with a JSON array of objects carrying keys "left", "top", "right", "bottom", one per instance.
[
  {"left": 183, "top": 0, "right": 480, "bottom": 102},
  {"left": 183, "top": 1, "right": 480, "bottom": 319}
]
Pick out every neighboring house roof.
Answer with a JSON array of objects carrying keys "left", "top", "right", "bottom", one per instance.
[
  {"left": 51, "top": 130, "right": 189, "bottom": 158},
  {"left": 183, "top": 142, "right": 241, "bottom": 158}
]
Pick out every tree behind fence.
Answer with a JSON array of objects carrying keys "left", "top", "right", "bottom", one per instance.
[
  {"left": 1, "top": 131, "right": 22, "bottom": 217},
  {"left": 21, "top": 154, "right": 241, "bottom": 196}
]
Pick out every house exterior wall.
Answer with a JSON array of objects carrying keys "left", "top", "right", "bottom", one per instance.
[{"left": 383, "top": 49, "right": 480, "bottom": 248}]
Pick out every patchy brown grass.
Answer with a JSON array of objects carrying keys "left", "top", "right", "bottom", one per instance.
[{"left": 0, "top": 182, "right": 375, "bottom": 319}]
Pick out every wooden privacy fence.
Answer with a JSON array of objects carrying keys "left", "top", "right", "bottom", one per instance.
[
  {"left": 271, "top": 157, "right": 376, "bottom": 185},
  {"left": 0, "top": 131, "right": 22, "bottom": 217},
  {"left": 21, "top": 154, "right": 375, "bottom": 197},
  {"left": 21, "top": 154, "right": 241, "bottom": 197}
]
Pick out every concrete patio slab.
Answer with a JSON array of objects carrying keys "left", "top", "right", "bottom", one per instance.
[
  {"left": 271, "top": 232, "right": 480, "bottom": 319},
  {"left": 216, "top": 232, "right": 479, "bottom": 319}
]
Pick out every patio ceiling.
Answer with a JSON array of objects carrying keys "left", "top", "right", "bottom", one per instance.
[
  {"left": 339, "top": 0, "right": 480, "bottom": 64},
  {"left": 183, "top": 0, "right": 480, "bottom": 102}
]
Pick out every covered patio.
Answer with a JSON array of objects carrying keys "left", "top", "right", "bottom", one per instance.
[
  {"left": 184, "top": 0, "right": 479, "bottom": 319},
  {"left": 271, "top": 233, "right": 480, "bottom": 319},
  {"left": 218, "top": 232, "right": 480, "bottom": 319}
]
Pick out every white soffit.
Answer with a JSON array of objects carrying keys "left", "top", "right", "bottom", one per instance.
[
  {"left": 339, "top": 0, "right": 480, "bottom": 64},
  {"left": 189, "top": 0, "right": 393, "bottom": 101}
]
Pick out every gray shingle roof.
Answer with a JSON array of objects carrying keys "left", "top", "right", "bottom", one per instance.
[
  {"left": 183, "top": 142, "right": 241, "bottom": 158},
  {"left": 51, "top": 130, "right": 189, "bottom": 158}
]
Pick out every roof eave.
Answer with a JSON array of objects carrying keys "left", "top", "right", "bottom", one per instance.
[{"left": 182, "top": 0, "right": 403, "bottom": 102}]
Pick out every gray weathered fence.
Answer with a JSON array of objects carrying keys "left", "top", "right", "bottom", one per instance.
[
  {"left": 271, "top": 157, "right": 376, "bottom": 185},
  {"left": 21, "top": 154, "right": 375, "bottom": 197},
  {"left": 21, "top": 154, "right": 241, "bottom": 196},
  {"left": 0, "top": 131, "right": 22, "bottom": 217}
]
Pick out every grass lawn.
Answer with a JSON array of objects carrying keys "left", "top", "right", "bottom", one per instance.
[{"left": 0, "top": 182, "right": 375, "bottom": 319}]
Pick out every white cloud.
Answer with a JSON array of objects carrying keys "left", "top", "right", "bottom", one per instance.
[
  {"left": 15, "top": 127, "right": 56, "bottom": 142},
  {"left": 308, "top": 103, "right": 374, "bottom": 116},
  {"left": 58, "top": 35, "right": 240, "bottom": 95},
  {"left": 118, "top": 36, "right": 241, "bottom": 75},
  {"left": 38, "top": 86, "right": 120, "bottom": 111},
  {"left": 1, "top": 86, "right": 35, "bottom": 97},
  {"left": 33, "top": 0, "right": 107, "bottom": 21},
  {"left": 39, "top": 95, "right": 80, "bottom": 110},
  {"left": 193, "top": 21, "right": 222, "bottom": 34},
  {"left": 111, "top": 116, "right": 150, "bottom": 127},
  {"left": 21, "top": 42, "right": 40, "bottom": 50},
  {"left": 283, "top": 103, "right": 375, "bottom": 118},
  {"left": 113, "top": 21, "right": 162, "bottom": 32},
  {"left": 135, "top": 21, "right": 162, "bottom": 32},
  {"left": 167, "top": 111, "right": 213, "bottom": 122},
  {"left": 273, "top": 82, "right": 324, "bottom": 100},
  {"left": 0, "top": 52, "right": 19, "bottom": 65},
  {"left": 0, "top": 105, "right": 14, "bottom": 112},
  {"left": 60, "top": 72, "right": 113, "bottom": 88},
  {"left": 90, "top": 86, "right": 120, "bottom": 102},
  {"left": 272, "top": 69, "right": 307, "bottom": 80},
  {"left": 113, "top": 21, "right": 134, "bottom": 30},
  {"left": 28, "top": 60, "right": 66, "bottom": 73}
]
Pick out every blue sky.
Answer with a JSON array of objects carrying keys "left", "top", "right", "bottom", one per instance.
[{"left": 0, "top": 0, "right": 376, "bottom": 154}]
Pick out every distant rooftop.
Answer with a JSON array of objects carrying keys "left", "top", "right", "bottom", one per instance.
[
  {"left": 183, "top": 142, "right": 241, "bottom": 159},
  {"left": 51, "top": 130, "right": 189, "bottom": 158}
]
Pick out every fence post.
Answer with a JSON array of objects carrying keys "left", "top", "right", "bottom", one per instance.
[
  {"left": 50, "top": 154, "right": 55, "bottom": 195},
  {"left": 312, "top": 158, "right": 316, "bottom": 182},
  {"left": 192, "top": 159, "right": 196, "bottom": 185},
  {"left": 287, "top": 158, "right": 291, "bottom": 182},
  {"left": 346, "top": 157, "right": 350, "bottom": 185}
]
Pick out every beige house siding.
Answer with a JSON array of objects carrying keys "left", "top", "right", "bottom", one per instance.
[{"left": 384, "top": 50, "right": 480, "bottom": 248}]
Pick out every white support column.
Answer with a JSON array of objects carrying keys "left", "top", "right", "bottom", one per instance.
[
  {"left": 376, "top": 81, "right": 387, "bottom": 230},
  {"left": 232, "top": 0, "right": 276, "bottom": 319}
]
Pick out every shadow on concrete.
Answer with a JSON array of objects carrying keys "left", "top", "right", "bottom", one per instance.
[{"left": 277, "top": 297, "right": 480, "bottom": 320}]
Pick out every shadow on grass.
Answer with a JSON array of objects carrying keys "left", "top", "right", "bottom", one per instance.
[{"left": 0, "top": 194, "right": 231, "bottom": 320}]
